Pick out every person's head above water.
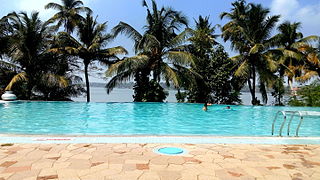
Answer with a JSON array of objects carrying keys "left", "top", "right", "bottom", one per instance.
[
  {"left": 226, "top": 106, "right": 231, "bottom": 109},
  {"left": 203, "top": 103, "right": 208, "bottom": 111}
]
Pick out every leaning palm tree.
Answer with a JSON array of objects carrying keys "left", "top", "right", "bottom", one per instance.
[
  {"left": 221, "top": 0, "right": 279, "bottom": 105},
  {"left": 4, "top": 11, "right": 69, "bottom": 99},
  {"left": 45, "top": 0, "right": 91, "bottom": 34},
  {"left": 106, "top": 0, "right": 194, "bottom": 102},
  {"left": 51, "top": 13, "right": 127, "bottom": 102}
]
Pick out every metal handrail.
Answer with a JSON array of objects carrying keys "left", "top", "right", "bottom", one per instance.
[
  {"left": 286, "top": 111, "right": 297, "bottom": 136},
  {"left": 296, "top": 113, "right": 304, "bottom": 137},
  {"left": 272, "top": 111, "right": 286, "bottom": 136},
  {"left": 272, "top": 110, "right": 315, "bottom": 137}
]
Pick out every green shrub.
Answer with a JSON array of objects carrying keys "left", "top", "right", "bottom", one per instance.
[{"left": 288, "top": 81, "right": 320, "bottom": 107}]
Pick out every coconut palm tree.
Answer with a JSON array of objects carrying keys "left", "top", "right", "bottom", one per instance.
[
  {"left": 0, "top": 17, "right": 10, "bottom": 58},
  {"left": 221, "top": 0, "right": 279, "bottom": 105},
  {"left": 295, "top": 41, "right": 320, "bottom": 82},
  {"left": 3, "top": 12, "right": 70, "bottom": 99},
  {"left": 51, "top": 13, "right": 127, "bottom": 102},
  {"left": 271, "top": 21, "right": 319, "bottom": 103},
  {"left": 0, "top": 17, "right": 16, "bottom": 77},
  {"left": 183, "top": 16, "right": 217, "bottom": 103},
  {"left": 45, "top": 0, "right": 92, "bottom": 34},
  {"left": 106, "top": 0, "right": 194, "bottom": 102}
]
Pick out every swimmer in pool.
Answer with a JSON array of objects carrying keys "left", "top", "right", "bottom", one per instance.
[{"left": 203, "top": 103, "right": 208, "bottom": 111}]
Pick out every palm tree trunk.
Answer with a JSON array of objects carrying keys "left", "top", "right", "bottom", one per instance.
[
  {"left": 252, "top": 67, "right": 256, "bottom": 105},
  {"left": 248, "top": 79, "right": 254, "bottom": 102},
  {"left": 26, "top": 75, "right": 33, "bottom": 100},
  {"left": 248, "top": 68, "right": 257, "bottom": 105},
  {"left": 84, "top": 61, "right": 90, "bottom": 102},
  {"left": 26, "top": 83, "right": 33, "bottom": 100}
]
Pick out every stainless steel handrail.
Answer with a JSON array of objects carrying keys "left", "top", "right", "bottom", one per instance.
[
  {"left": 272, "top": 110, "right": 316, "bottom": 137},
  {"left": 296, "top": 112, "right": 304, "bottom": 137},
  {"left": 272, "top": 111, "right": 286, "bottom": 136},
  {"left": 287, "top": 111, "right": 298, "bottom": 136}
]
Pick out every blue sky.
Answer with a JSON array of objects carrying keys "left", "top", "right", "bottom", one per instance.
[{"left": 0, "top": 0, "right": 319, "bottom": 82}]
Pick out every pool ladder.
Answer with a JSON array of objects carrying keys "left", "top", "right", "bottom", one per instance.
[{"left": 271, "top": 111, "right": 304, "bottom": 137}]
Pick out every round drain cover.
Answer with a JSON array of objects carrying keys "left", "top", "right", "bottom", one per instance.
[{"left": 157, "top": 147, "right": 185, "bottom": 155}]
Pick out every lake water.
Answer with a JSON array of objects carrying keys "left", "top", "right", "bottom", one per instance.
[{"left": 72, "top": 87, "right": 275, "bottom": 105}]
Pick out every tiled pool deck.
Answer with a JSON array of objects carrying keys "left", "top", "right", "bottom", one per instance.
[{"left": 0, "top": 138, "right": 319, "bottom": 180}]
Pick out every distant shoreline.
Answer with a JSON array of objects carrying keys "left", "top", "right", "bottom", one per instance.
[{"left": 88, "top": 82, "right": 290, "bottom": 93}]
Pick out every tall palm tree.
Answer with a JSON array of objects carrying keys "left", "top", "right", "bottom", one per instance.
[
  {"left": 106, "top": 0, "right": 194, "bottom": 102},
  {"left": 221, "top": 0, "right": 279, "bottom": 105},
  {"left": 51, "top": 13, "right": 127, "bottom": 102},
  {"left": 184, "top": 16, "right": 218, "bottom": 103},
  {"left": 45, "top": 0, "right": 92, "bottom": 34},
  {"left": 3, "top": 12, "right": 69, "bottom": 99}
]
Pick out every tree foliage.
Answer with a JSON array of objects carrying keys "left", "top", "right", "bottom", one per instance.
[
  {"left": 2, "top": 12, "right": 84, "bottom": 100},
  {"left": 221, "top": 0, "right": 280, "bottom": 105},
  {"left": 45, "top": 0, "right": 92, "bottom": 33},
  {"left": 51, "top": 13, "right": 127, "bottom": 102},
  {"left": 288, "top": 80, "right": 320, "bottom": 107},
  {"left": 106, "top": 0, "right": 195, "bottom": 102}
]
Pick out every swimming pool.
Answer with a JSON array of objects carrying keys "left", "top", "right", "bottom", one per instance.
[{"left": 0, "top": 102, "right": 319, "bottom": 136}]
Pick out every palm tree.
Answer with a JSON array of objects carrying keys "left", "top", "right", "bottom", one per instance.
[
  {"left": 106, "top": 0, "right": 194, "bottom": 102},
  {"left": 3, "top": 12, "right": 70, "bottom": 99},
  {"left": 0, "top": 17, "right": 10, "bottom": 58},
  {"left": 272, "top": 21, "right": 319, "bottom": 100},
  {"left": 184, "top": 16, "right": 217, "bottom": 103},
  {"left": 51, "top": 13, "right": 127, "bottom": 102},
  {"left": 221, "top": 0, "right": 279, "bottom": 105},
  {"left": 45, "top": 0, "right": 92, "bottom": 33},
  {"left": 295, "top": 41, "right": 320, "bottom": 82}
]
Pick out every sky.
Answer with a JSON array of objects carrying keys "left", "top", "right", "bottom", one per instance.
[{"left": 0, "top": 0, "right": 319, "bottom": 82}]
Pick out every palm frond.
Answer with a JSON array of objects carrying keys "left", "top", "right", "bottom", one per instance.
[
  {"left": 167, "top": 28, "right": 192, "bottom": 48},
  {"left": 249, "top": 44, "right": 264, "bottom": 54},
  {"left": 298, "top": 35, "right": 319, "bottom": 44},
  {"left": 42, "top": 73, "right": 69, "bottom": 88},
  {"left": 296, "top": 71, "right": 318, "bottom": 83},
  {"left": 166, "top": 51, "right": 195, "bottom": 66},
  {"left": 100, "top": 46, "right": 128, "bottom": 56},
  {"left": 112, "top": 22, "right": 142, "bottom": 44},
  {"left": 160, "top": 63, "right": 180, "bottom": 87},
  {"left": 234, "top": 61, "right": 249, "bottom": 77},
  {"left": 282, "top": 49, "right": 304, "bottom": 60},
  {"left": 5, "top": 72, "right": 27, "bottom": 90},
  {"left": 106, "top": 55, "right": 149, "bottom": 76},
  {"left": 44, "top": 3, "right": 63, "bottom": 10},
  {"left": 105, "top": 70, "right": 134, "bottom": 94},
  {"left": 0, "top": 61, "right": 19, "bottom": 71},
  {"left": 138, "top": 34, "right": 160, "bottom": 50}
]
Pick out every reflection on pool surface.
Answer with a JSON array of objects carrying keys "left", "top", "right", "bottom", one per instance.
[{"left": 0, "top": 102, "right": 319, "bottom": 136}]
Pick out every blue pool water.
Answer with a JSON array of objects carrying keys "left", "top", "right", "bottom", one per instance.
[{"left": 0, "top": 102, "right": 319, "bottom": 136}]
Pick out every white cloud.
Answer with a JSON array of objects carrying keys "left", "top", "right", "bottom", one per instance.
[
  {"left": 271, "top": 0, "right": 320, "bottom": 36},
  {"left": 271, "top": 0, "right": 299, "bottom": 19}
]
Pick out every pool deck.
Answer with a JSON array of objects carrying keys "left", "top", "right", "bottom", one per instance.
[
  {"left": 0, "top": 142, "right": 319, "bottom": 180},
  {"left": 0, "top": 135, "right": 320, "bottom": 145}
]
